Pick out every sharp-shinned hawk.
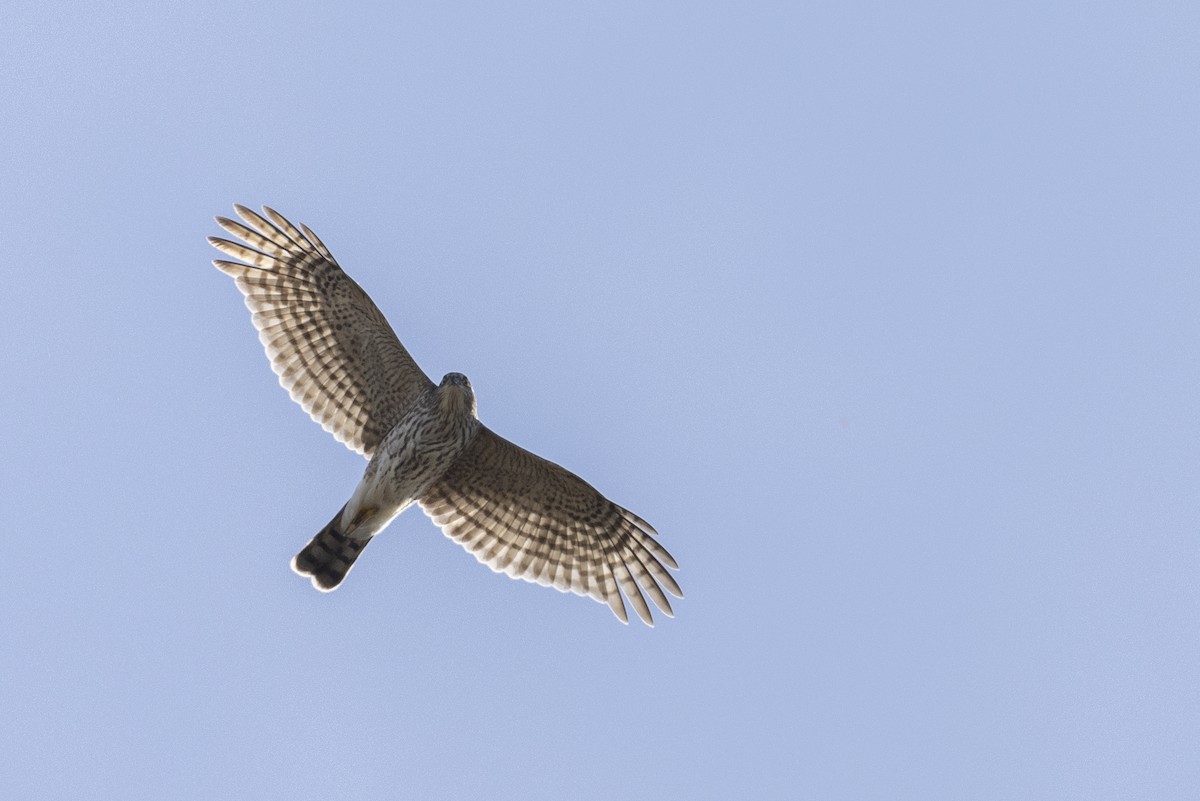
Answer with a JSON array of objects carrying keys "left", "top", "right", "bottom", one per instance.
[{"left": 210, "top": 205, "right": 681, "bottom": 625}]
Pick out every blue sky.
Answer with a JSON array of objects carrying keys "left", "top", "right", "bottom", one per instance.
[{"left": 2, "top": 1, "right": 1198, "bottom": 798}]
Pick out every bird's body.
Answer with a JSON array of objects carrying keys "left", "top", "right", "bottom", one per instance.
[
  {"left": 295, "top": 374, "right": 482, "bottom": 588},
  {"left": 346, "top": 374, "right": 481, "bottom": 542},
  {"left": 210, "top": 205, "right": 681, "bottom": 625}
]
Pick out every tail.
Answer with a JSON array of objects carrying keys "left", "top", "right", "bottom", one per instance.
[{"left": 291, "top": 506, "right": 372, "bottom": 591}]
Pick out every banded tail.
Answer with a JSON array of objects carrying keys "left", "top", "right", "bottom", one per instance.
[{"left": 291, "top": 506, "right": 372, "bottom": 591}]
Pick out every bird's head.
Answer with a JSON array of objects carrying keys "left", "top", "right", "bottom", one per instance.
[{"left": 439, "top": 372, "right": 478, "bottom": 417}]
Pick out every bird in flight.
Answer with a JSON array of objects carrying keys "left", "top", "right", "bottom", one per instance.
[{"left": 210, "top": 205, "right": 681, "bottom": 625}]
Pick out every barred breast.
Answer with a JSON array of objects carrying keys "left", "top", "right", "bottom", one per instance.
[{"left": 342, "top": 377, "right": 480, "bottom": 536}]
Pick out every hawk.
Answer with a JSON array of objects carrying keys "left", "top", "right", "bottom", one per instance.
[{"left": 209, "top": 205, "right": 681, "bottom": 625}]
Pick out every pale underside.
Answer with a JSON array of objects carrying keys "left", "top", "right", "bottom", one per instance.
[{"left": 211, "top": 204, "right": 681, "bottom": 625}]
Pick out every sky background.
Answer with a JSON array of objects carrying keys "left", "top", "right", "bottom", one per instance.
[{"left": 2, "top": 1, "right": 1198, "bottom": 799}]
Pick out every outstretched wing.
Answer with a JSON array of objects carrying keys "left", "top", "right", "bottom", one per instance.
[
  {"left": 210, "top": 205, "right": 433, "bottom": 457},
  {"left": 419, "top": 427, "right": 682, "bottom": 626}
]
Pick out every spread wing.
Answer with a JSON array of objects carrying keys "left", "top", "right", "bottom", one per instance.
[
  {"left": 419, "top": 427, "right": 682, "bottom": 626},
  {"left": 210, "top": 205, "right": 434, "bottom": 457}
]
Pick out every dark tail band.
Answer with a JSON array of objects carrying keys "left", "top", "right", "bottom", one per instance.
[{"left": 291, "top": 506, "right": 371, "bottom": 591}]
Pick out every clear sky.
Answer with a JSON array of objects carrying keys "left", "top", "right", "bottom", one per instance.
[{"left": 2, "top": 2, "right": 1198, "bottom": 799}]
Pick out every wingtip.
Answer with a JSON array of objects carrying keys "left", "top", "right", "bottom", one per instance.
[{"left": 609, "top": 594, "right": 629, "bottom": 625}]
